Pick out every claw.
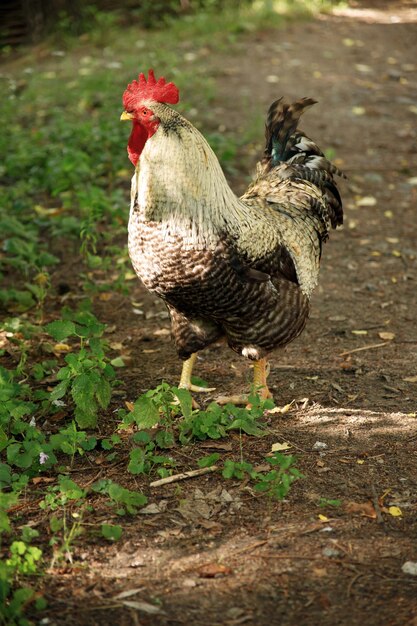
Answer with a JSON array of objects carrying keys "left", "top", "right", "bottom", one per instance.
[
  {"left": 180, "top": 383, "right": 216, "bottom": 393},
  {"left": 215, "top": 394, "right": 248, "bottom": 406}
]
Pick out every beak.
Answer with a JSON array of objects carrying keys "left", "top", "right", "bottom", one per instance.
[{"left": 120, "top": 111, "right": 134, "bottom": 121}]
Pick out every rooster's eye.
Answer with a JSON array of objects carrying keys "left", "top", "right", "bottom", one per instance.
[{"left": 141, "top": 108, "right": 149, "bottom": 116}]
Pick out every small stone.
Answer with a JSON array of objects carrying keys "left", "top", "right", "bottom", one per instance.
[
  {"left": 402, "top": 561, "right": 417, "bottom": 576},
  {"left": 313, "top": 441, "right": 328, "bottom": 451},
  {"left": 322, "top": 547, "right": 341, "bottom": 558}
]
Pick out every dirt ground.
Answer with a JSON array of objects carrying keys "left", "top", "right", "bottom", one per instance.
[{"left": 20, "top": 1, "right": 417, "bottom": 624}]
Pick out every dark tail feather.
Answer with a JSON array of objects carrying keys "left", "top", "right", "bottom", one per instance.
[
  {"left": 263, "top": 96, "right": 344, "bottom": 229},
  {"left": 264, "top": 97, "right": 317, "bottom": 165}
]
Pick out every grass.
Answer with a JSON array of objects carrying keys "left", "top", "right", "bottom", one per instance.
[{"left": 0, "top": 1, "right": 337, "bottom": 622}]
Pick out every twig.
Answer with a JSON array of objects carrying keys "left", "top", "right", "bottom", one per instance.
[
  {"left": 255, "top": 554, "right": 324, "bottom": 560},
  {"left": 80, "top": 469, "right": 104, "bottom": 489},
  {"left": 231, "top": 539, "right": 268, "bottom": 557},
  {"left": 150, "top": 465, "right": 218, "bottom": 488},
  {"left": 339, "top": 342, "right": 388, "bottom": 357},
  {"left": 347, "top": 572, "right": 366, "bottom": 597}
]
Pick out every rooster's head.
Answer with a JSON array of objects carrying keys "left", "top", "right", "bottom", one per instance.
[{"left": 121, "top": 69, "right": 180, "bottom": 166}]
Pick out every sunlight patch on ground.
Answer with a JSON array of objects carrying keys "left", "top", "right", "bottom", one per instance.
[{"left": 330, "top": 5, "right": 417, "bottom": 24}]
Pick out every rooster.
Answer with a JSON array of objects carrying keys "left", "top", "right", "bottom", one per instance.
[{"left": 120, "top": 70, "right": 343, "bottom": 401}]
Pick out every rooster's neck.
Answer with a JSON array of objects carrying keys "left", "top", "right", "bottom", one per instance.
[{"left": 132, "top": 122, "right": 253, "bottom": 246}]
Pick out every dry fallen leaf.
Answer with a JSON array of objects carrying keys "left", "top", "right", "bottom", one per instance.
[
  {"left": 357, "top": 195, "right": 377, "bottom": 207},
  {"left": 196, "top": 563, "right": 233, "bottom": 578},
  {"left": 99, "top": 293, "right": 113, "bottom": 301},
  {"left": 32, "top": 477, "right": 56, "bottom": 485},
  {"left": 267, "top": 400, "right": 295, "bottom": 414},
  {"left": 153, "top": 328, "right": 170, "bottom": 336},
  {"left": 355, "top": 63, "right": 372, "bottom": 73},
  {"left": 271, "top": 442, "right": 292, "bottom": 452},
  {"left": 378, "top": 332, "right": 395, "bottom": 341},
  {"left": 388, "top": 506, "right": 402, "bottom": 517},
  {"left": 345, "top": 501, "right": 377, "bottom": 519},
  {"left": 313, "top": 567, "right": 328, "bottom": 578},
  {"left": 53, "top": 343, "right": 71, "bottom": 353},
  {"left": 403, "top": 376, "right": 417, "bottom": 383}
]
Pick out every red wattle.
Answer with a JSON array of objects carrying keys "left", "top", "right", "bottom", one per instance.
[
  {"left": 127, "top": 120, "right": 159, "bottom": 166},
  {"left": 127, "top": 123, "right": 147, "bottom": 166}
]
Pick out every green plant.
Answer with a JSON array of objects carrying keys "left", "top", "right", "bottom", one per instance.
[
  {"left": 0, "top": 366, "right": 57, "bottom": 479},
  {"left": 38, "top": 476, "right": 87, "bottom": 564},
  {"left": 122, "top": 382, "right": 192, "bottom": 430},
  {"left": 222, "top": 458, "right": 258, "bottom": 481},
  {"left": 128, "top": 431, "right": 177, "bottom": 478},
  {"left": 101, "top": 524, "right": 123, "bottom": 542},
  {"left": 179, "top": 392, "right": 272, "bottom": 443},
  {"left": 319, "top": 497, "right": 342, "bottom": 508},
  {"left": 6, "top": 542, "right": 42, "bottom": 577},
  {"left": 40, "top": 476, "right": 87, "bottom": 512},
  {"left": 91, "top": 479, "right": 148, "bottom": 516},
  {"left": 47, "top": 305, "right": 117, "bottom": 427},
  {"left": 49, "top": 511, "right": 84, "bottom": 565},
  {"left": 222, "top": 452, "right": 302, "bottom": 501},
  {"left": 253, "top": 452, "right": 303, "bottom": 500},
  {"left": 0, "top": 583, "right": 45, "bottom": 626},
  {"left": 0, "top": 527, "right": 46, "bottom": 626}
]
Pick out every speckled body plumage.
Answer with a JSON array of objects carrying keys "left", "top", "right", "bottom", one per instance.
[{"left": 126, "top": 96, "right": 343, "bottom": 363}]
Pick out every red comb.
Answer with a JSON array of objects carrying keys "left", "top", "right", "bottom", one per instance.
[{"left": 123, "top": 69, "right": 179, "bottom": 110}]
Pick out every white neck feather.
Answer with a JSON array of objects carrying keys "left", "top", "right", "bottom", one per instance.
[{"left": 134, "top": 119, "right": 253, "bottom": 247}]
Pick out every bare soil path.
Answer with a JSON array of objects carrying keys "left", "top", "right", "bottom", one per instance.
[{"left": 30, "top": 1, "right": 417, "bottom": 624}]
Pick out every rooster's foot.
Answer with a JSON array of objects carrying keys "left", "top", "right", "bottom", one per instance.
[{"left": 178, "top": 353, "right": 216, "bottom": 393}]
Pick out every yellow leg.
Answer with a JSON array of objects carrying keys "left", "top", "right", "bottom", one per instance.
[
  {"left": 216, "top": 358, "right": 272, "bottom": 405},
  {"left": 179, "top": 353, "right": 216, "bottom": 392},
  {"left": 252, "top": 357, "right": 272, "bottom": 400}
]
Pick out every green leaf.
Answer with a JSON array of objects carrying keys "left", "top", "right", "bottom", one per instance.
[
  {"left": 197, "top": 453, "right": 220, "bottom": 468},
  {"left": 95, "top": 378, "right": 111, "bottom": 408},
  {"left": 50, "top": 379, "right": 70, "bottom": 402},
  {"left": 129, "top": 395, "right": 160, "bottom": 429},
  {"left": 58, "top": 476, "right": 86, "bottom": 501},
  {"left": 155, "top": 430, "right": 175, "bottom": 449},
  {"left": 50, "top": 516, "right": 64, "bottom": 533},
  {"left": 101, "top": 524, "right": 123, "bottom": 541},
  {"left": 74, "top": 404, "right": 98, "bottom": 429},
  {"left": 190, "top": 375, "right": 209, "bottom": 388},
  {"left": 0, "top": 463, "right": 12, "bottom": 487},
  {"left": 128, "top": 448, "right": 147, "bottom": 475},
  {"left": 9, "top": 587, "right": 35, "bottom": 612},
  {"left": 172, "top": 387, "right": 192, "bottom": 419},
  {"left": 71, "top": 373, "right": 97, "bottom": 427},
  {"left": 46, "top": 320, "right": 76, "bottom": 341},
  {"left": 319, "top": 498, "right": 342, "bottom": 508},
  {"left": 132, "top": 431, "right": 152, "bottom": 444},
  {"left": 110, "top": 356, "right": 125, "bottom": 368},
  {"left": 21, "top": 526, "right": 40, "bottom": 543}
]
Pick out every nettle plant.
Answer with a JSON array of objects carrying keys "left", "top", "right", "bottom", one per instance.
[{"left": 46, "top": 305, "right": 117, "bottom": 428}]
